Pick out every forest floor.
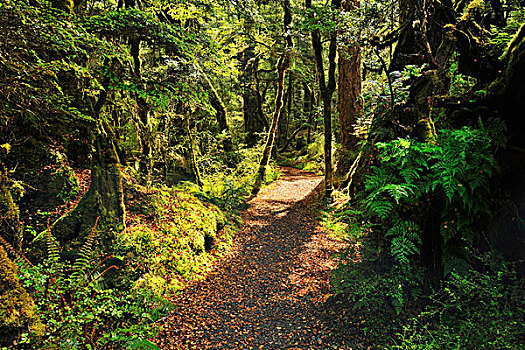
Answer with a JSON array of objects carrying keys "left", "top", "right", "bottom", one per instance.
[{"left": 156, "top": 167, "right": 352, "bottom": 349}]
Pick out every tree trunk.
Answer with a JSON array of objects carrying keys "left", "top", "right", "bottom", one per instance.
[
  {"left": 242, "top": 46, "right": 266, "bottom": 147},
  {"left": 46, "top": 60, "right": 125, "bottom": 250},
  {"left": 251, "top": 54, "right": 291, "bottom": 195},
  {"left": 280, "top": 72, "right": 293, "bottom": 149},
  {"left": 303, "top": 82, "right": 313, "bottom": 145},
  {"left": 130, "top": 38, "right": 152, "bottom": 183},
  {"left": 197, "top": 64, "right": 232, "bottom": 151},
  {"left": 307, "top": 0, "right": 340, "bottom": 199},
  {"left": 337, "top": 0, "right": 361, "bottom": 176},
  {"left": 251, "top": 0, "right": 293, "bottom": 196},
  {"left": 0, "top": 161, "right": 23, "bottom": 251},
  {"left": 51, "top": 124, "right": 126, "bottom": 249},
  {"left": 186, "top": 118, "right": 203, "bottom": 188}
]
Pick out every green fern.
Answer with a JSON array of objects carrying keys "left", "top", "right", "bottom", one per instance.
[
  {"left": 368, "top": 197, "right": 395, "bottom": 219},
  {"left": 385, "top": 221, "right": 422, "bottom": 267},
  {"left": 46, "top": 222, "right": 61, "bottom": 271},
  {"left": 71, "top": 217, "right": 99, "bottom": 282}
]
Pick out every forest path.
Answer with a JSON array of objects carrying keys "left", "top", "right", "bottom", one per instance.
[{"left": 157, "top": 167, "right": 348, "bottom": 349}]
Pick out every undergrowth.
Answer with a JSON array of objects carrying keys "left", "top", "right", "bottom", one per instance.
[
  {"left": 120, "top": 182, "right": 238, "bottom": 297},
  {"left": 327, "top": 123, "right": 525, "bottom": 348}
]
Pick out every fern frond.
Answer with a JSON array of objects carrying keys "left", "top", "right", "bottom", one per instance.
[
  {"left": 72, "top": 217, "right": 99, "bottom": 281},
  {"left": 368, "top": 198, "right": 394, "bottom": 219},
  {"left": 400, "top": 167, "right": 421, "bottom": 184},
  {"left": 383, "top": 183, "right": 416, "bottom": 203},
  {"left": 386, "top": 221, "right": 422, "bottom": 266},
  {"left": 46, "top": 220, "right": 60, "bottom": 269}
]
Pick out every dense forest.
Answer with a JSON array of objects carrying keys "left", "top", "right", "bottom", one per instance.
[{"left": 1, "top": 0, "right": 524, "bottom": 348}]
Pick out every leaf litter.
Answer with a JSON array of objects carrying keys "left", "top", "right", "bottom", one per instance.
[{"left": 156, "top": 167, "right": 351, "bottom": 349}]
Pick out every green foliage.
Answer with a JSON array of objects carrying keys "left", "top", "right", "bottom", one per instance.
[
  {"left": 394, "top": 253, "right": 525, "bottom": 349},
  {"left": 385, "top": 220, "right": 421, "bottom": 268},
  {"left": 117, "top": 184, "right": 236, "bottom": 297},
  {"left": 331, "top": 243, "right": 423, "bottom": 340},
  {"left": 17, "top": 226, "right": 170, "bottom": 349},
  {"left": 200, "top": 143, "right": 280, "bottom": 209},
  {"left": 362, "top": 124, "right": 502, "bottom": 274}
]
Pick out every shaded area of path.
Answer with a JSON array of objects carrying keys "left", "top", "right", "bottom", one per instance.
[{"left": 157, "top": 167, "right": 347, "bottom": 349}]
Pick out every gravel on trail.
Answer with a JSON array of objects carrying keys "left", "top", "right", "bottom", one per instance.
[{"left": 157, "top": 167, "right": 349, "bottom": 349}]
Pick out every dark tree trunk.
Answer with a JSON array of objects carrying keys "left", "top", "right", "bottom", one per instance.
[
  {"left": 490, "top": 23, "right": 525, "bottom": 146},
  {"left": 242, "top": 46, "right": 266, "bottom": 147},
  {"left": 420, "top": 195, "right": 445, "bottom": 283},
  {"left": 280, "top": 72, "right": 293, "bottom": 148},
  {"left": 307, "top": 0, "right": 341, "bottom": 198},
  {"left": 390, "top": 0, "right": 455, "bottom": 72},
  {"left": 304, "top": 82, "right": 313, "bottom": 145}
]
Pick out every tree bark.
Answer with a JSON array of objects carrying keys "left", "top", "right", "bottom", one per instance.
[
  {"left": 303, "top": 82, "right": 313, "bottom": 145},
  {"left": 130, "top": 38, "right": 153, "bottom": 183},
  {"left": 337, "top": 0, "right": 361, "bottom": 176},
  {"left": 242, "top": 46, "right": 266, "bottom": 147},
  {"left": 197, "top": 64, "right": 232, "bottom": 151},
  {"left": 186, "top": 118, "right": 203, "bottom": 188},
  {"left": 46, "top": 60, "right": 125, "bottom": 249},
  {"left": 251, "top": 0, "right": 293, "bottom": 196},
  {"left": 307, "top": 0, "right": 341, "bottom": 198},
  {"left": 0, "top": 161, "right": 23, "bottom": 251}
]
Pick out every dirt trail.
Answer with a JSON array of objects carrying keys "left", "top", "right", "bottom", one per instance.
[{"left": 157, "top": 167, "right": 347, "bottom": 349}]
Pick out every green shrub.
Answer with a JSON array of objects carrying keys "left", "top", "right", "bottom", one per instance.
[{"left": 394, "top": 253, "right": 525, "bottom": 349}]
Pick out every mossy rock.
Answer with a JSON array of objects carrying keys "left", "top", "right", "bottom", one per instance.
[{"left": 0, "top": 246, "right": 43, "bottom": 346}]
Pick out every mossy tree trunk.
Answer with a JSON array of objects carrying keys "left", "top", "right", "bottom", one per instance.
[
  {"left": 0, "top": 245, "right": 41, "bottom": 346},
  {"left": 130, "top": 38, "right": 153, "bottom": 184},
  {"left": 51, "top": 123, "right": 126, "bottom": 249},
  {"left": 490, "top": 23, "right": 525, "bottom": 138},
  {"left": 242, "top": 45, "right": 267, "bottom": 147},
  {"left": 307, "top": 0, "right": 341, "bottom": 199},
  {"left": 186, "top": 118, "right": 203, "bottom": 188},
  {"left": 251, "top": 54, "right": 291, "bottom": 196},
  {"left": 48, "top": 60, "right": 125, "bottom": 250},
  {"left": 251, "top": 0, "right": 293, "bottom": 196},
  {"left": 0, "top": 161, "right": 22, "bottom": 251},
  {"left": 197, "top": 64, "right": 232, "bottom": 151},
  {"left": 303, "top": 82, "right": 314, "bottom": 145}
]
